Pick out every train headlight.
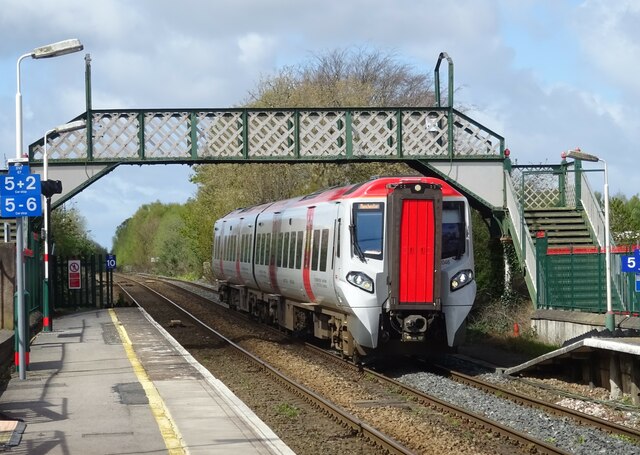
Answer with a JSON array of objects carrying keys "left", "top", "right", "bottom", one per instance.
[
  {"left": 346, "top": 272, "right": 374, "bottom": 293},
  {"left": 450, "top": 269, "right": 474, "bottom": 292}
]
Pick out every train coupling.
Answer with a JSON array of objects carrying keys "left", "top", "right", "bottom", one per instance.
[{"left": 402, "top": 315, "right": 427, "bottom": 342}]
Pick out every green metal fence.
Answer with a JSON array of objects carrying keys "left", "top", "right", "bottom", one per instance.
[
  {"left": 51, "top": 254, "right": 114, "bottom": 309},
  {"left": 17, "top": 226, "right": 114, "bottom": 324},
  {"left": 536, "top": 233, "right": 640, "bottom": 314},
  {"left": 13, "top": 227, "right": 115, "bottom": 364}
]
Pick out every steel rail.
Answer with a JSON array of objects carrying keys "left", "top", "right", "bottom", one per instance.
[
  {"left": 116, "top": 276, "right": 415, "bottom": 455},
  {"left": 430, "top": 362, "right": 640, "bottom": 442},
  {"left": 303, "top": 344, "right": 570, "bottom": 455},
  {"left": 140, "top": 275, "right": 572, "bottom": 454}
]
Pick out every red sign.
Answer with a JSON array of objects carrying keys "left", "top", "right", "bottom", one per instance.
[{"left": 68, "top": 260, "right": 81, "bottom": 289}]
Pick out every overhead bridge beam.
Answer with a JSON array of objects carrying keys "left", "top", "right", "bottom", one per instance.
[{"left": 29, "top": 107, "right": 505, "bottom": 165}]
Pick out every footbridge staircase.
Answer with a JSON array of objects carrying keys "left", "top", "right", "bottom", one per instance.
[{"left": 21, "top": 53, "right": 635, "bottom": 314}]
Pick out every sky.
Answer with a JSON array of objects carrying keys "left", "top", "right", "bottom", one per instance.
[{"left": 1, "top": 0, "right": 640, "bottom": 249}]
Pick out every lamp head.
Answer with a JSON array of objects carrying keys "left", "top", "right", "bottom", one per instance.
[
  {"left": 32, "top": 39, "right": 83, "bottom": 59},
  {"left": 54, "top": 120, "right": 86, "bottom": 134},
  {"left": 565, "top": 149, "right": 600, "bottom": 162}
]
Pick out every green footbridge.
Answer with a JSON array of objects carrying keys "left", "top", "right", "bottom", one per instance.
[{"left": 24, "top": 53, "right": 638, "bottom": 315}]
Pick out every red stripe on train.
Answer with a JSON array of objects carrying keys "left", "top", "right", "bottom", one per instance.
[{"left": 303, "top": 207, "right": 316, "bottom": 302}]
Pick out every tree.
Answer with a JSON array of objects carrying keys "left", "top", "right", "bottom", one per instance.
[
  {"left": 184, "top": 47, "right": 434, "bottom": 269},
  {"left": 51, "top": 204, "right": 104, "bottom": 257},
  {"left": 610, "top": 193, "right": 640, "bottom": 244},
  {"left": 112, "top": 202, "right": 199, "bottom": 275}
]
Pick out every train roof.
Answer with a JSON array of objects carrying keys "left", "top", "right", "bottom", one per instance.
[{"left": 217, "top": 176, "right": 463, "bottom": 220}]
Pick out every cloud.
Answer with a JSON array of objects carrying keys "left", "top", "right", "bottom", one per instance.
[
  {"left": 575, "top": 0, "right": 640, "bottom": 100},
  {"left": 237, "top": 33, "right": 277, "bottom": 67},
  {"left": 3, "top": 0, "right": 640, "bottom": 248}
]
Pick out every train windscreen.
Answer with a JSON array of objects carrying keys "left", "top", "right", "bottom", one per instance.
[
  {"left": 353, "top": 202, "right": 384, "bottom": 260},
  {"left": 442, "top": 201, "right": 466, "bottom": 259}
]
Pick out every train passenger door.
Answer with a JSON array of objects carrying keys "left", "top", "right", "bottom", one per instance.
[
  {"left": 386, "top": 183, "right": 442, "bottom": 310},
  {"left": 332, "top": 203, "right": 345, "bottom": 305}
]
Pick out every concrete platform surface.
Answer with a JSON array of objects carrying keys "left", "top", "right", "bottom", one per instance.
[
  {"left": 0, "top": 307, "right": 295, "bottom": 455},
  {"left": 505, "top": 336, "right": 640, "bottom": 376}
]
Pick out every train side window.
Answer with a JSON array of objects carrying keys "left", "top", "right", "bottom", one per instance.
[
  {"left": 283, "top": 232, "right": 290, "bottom": 268},
  {"left": 296, "top": 230, "right": 303, "bottom": 269},
  {"left": 336, "top": 219, "right": 341, "bottom": 258},
  {"left": 442, "top": 201, "right": 466, "bottom": 259},
  {"left": 266, "top": 233, "right": 272, "bottom": 265},
  {"left": 253, "top": 234, "right": 262, "bottom": 264},
  {"left": 289, "top": 232, "right": 296, "bottom": 268},
  {"left": 249, "top": 234, "right": 253, "bottom": 263},
  {"left": 311, "top": 229, "right": 320, "bottom": 271},
  {"left": 232, "top": 236, "right": 237, "bottom": 261},
  {"left": 240, "top": 235, "right": 246, "bottom": 262},
  {"left": 256, "top": 234, "right": 264, "bottom": 265},
  {"left": 245, "top": 234, "right": 249, "bottom": 262},
  {"left": 277, "top": 233, "right": 283, "bottom": 267},
  {"left": 320, "top": 229, "right": 329, "bottom": 271}
]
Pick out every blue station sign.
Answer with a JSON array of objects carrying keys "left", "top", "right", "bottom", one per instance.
[
  {"left": 0, "top": 164, "right": 42, "bottom": 218},
  {"left": 106, "top": 254, "right": 117, "bottom": 270},
  {"left": 621, "top": 249, "right": 640, "bottom": 273}
]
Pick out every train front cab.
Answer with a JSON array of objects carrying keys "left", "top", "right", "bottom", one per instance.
[{"left": 384, "top": 181, "right": 475, "bottom": 352}]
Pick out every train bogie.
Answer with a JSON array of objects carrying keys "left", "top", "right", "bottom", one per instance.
[{"left": 212, "top": 176, "right": 476, "bottom": 359}]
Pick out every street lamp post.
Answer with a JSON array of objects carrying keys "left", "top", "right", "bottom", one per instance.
[
  {"left": 15, "top": 39, "right": 83, "bottom": 379},
  {"left": 42, "top": 120, "right": 86, "bottom": 333},
  {"left": 565, "top": 149, "right": 614, "bottom": 332}
]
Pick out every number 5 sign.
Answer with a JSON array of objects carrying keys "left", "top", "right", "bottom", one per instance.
[{"left": 621, "top": 250, "right": 640, "bottom": 273}]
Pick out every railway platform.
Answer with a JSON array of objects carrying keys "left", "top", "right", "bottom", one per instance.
[
  {"left": 504, "top": 331, "right": 640, "bottom": 404},
  {"left": 0, "top": 307, "right": 295, "bottom": 454}
]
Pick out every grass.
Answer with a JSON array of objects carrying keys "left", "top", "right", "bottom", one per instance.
[
  {"left": 467, "top": 293, "right": 559, "bottom": 358},
  {"left": 275, "top": 402, "right": 300, "bottom": 419},
  {"left": 466, "top": 328, "right": 558, "bottom": 358}
]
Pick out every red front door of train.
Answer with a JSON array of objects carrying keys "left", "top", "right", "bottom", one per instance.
[{"left": 387, "top": 183, "right": 442, "bottom": 310}]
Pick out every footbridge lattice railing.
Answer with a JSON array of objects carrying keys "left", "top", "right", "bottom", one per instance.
[{"left": 29, "top": 108, "right": 504, "bottom": 164}]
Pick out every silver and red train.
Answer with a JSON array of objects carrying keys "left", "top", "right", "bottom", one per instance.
[{"left": 212, "top": 176, "right": 475, "bottom": 359}]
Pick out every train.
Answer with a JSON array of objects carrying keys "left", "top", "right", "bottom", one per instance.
[{"left": 212, "top": 176, "right": 476, "bottom": 360}]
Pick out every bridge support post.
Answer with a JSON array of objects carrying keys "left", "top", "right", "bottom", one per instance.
[
  {"left": 631, "top": 358, "right": 640, "bottom": 405},
  {"left": 609, "top": 353, "right": 622, "bottom": 399}
]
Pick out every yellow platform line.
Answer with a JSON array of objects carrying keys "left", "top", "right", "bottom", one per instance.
[{"left": 109, "top": 309, "right": 188, "bottom": 455}]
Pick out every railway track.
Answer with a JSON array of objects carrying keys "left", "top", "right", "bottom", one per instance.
[
  {"left": 113, "top": 273, "right": 615, "bottom": 454},
  {"left": 153, "top": 275, "right": 640, "bottom": 439},
  {"left": 154, "top": 275, "right": 640, "bottom": 453},
  {"left": 116, "top": 275, "right": 411, "bottom": 455},
  {"left": 427, "top": 362, "right": 640, "bottom": 442}
]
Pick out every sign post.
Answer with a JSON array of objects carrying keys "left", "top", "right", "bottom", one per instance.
[{"left": 1, "top": 160, "right": 43, "bottom": 376}]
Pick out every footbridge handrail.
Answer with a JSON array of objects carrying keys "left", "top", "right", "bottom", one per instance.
[
  {"left": 503, "top": 169, "right": 537, "bottom": 297},
  {"left": 28, "top": 107, "right": 505, "bottom": 165}
]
